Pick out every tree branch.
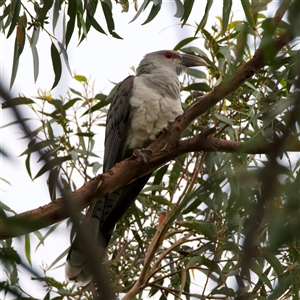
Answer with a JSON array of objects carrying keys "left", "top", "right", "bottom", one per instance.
[{"left": 0, "top": 27, "right": 296, "bottom": 241}]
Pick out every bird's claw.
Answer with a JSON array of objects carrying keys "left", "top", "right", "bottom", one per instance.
[
  {"left": 133, "top": 148, "right": 152, "bottom": 164},
  {"left": 161, "top": 127, "right": 171, "bottom": 135}
]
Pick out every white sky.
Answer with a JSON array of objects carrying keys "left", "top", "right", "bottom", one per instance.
[{"left": 0, "top": 1, "right": 287, "bottom": 299}]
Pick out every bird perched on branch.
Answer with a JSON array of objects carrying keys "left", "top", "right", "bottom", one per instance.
[{"left": 65, "top": 50, "right": 207, "bottom": 285}]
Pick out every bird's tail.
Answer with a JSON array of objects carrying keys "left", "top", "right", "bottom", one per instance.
[
  {"left": 65, "top": 174, "right": 152, "bottom": 285},
  {"left": 65, "top": 199, "right": 109, "bottom": 285}
]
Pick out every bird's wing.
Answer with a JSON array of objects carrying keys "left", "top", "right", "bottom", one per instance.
[
  {"left": 65, "top": 76, "right": 136, "bottom": 283},
  {"left": 103, "top": 75, "right": 135, "bottom": 171}
]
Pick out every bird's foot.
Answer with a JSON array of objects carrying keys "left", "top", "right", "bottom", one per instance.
[
  {"left": 133, "top": 148, "right": 152, "bottom": 164},
  {"left": 161, "top": 127, "right": 171, "bottom": 135}
]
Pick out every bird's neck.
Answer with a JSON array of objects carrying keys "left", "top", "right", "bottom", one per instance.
[{"left": 137, "top": 71, "right": 180, "bottom": 100}]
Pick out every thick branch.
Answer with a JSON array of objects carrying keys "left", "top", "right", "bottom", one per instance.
[{"left": 0, "top": 28, "right": 296, "bottom": 240}]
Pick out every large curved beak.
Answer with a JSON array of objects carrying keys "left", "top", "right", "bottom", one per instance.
[{"left": 180, "top": 53, "right": 207, "bottom": 67}]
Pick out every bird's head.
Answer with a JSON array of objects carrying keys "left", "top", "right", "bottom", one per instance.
[{"left": 136, "top": 50, "right": 207, "bottom": 76}]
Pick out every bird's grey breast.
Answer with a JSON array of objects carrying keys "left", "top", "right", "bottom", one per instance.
[{"left": 124, "top": 75, "right": 183, "bottom": 150}]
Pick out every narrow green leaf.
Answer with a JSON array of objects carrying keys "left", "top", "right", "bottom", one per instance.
[
  {"left": 52, "top": 0, "right": 62, "bottom": 33},
  {"left": 24, "top": 234, "right": 32, "bottom": 266},
  {"left": 262, "top": 251, "right": 284, "bottom": 276},
  {"left": 9, "top": 36, "right": 19, "bottom": 89},
  {"left": 27, "top": 33, "right": 39, "bottom": 83},
  {"left": 63, "top": 98, "right": 81, "bottom": 110},
  {"left": 142, "top": 1, "right": 162, "bottom": 25},
  {"left": 34, "top": 156, "right": 71, "bottom": 179},
  {"left": 195, "top": 0, "right": 213, "bottom": 35},
  {"left": 50, "top": 42, "right": 62, "bottom": 89},
  {"left": 173, "top": 37, "right": 198, "bottom": 51},
  {"left": 250, "top": 260, "right": 273, "bottom": 289},
  {"left": 48, "top": 167, "right": 59, "bottom": 201},
  {"left": 46, "top": 120, "right": 54, "bottom": 140},
  {"left": 0, "top": 201, "right": 17, "bottom": 214},
  {"left": 57, "top": 41, "right": 71, "bottom": 75},
  {"left": 95, "top": 93, "right": 108, "bottom": 100},
  {"left": 75, "top": 132, "right": 95, "bottom": 137},
  {"left": 86, "top": 10, "right": 106, "bottom": 35},
  {"left": 101, "top": 1, "right": 122, "bottom": 39},
  {"left": 47, "top": 247, "right": 70, "bottom": 270},
  {"left": 169, "top": 154, "right": 185, "bottom": 191},
  {"left": 25, "top": 152, "right": 33, "bottom": 180},
  {"left": 0, "top": 177, "right": 11, "bottom": 185},
  {"left": 35, "top": 223, "right": 61, "bottom": 251},
  {"left": 180, "top": 221, "right": 217, "bottom": 240},
  {"left": 129, "top": 0, "right": 149, "bottom": 23},
  {"left": 81, "top": 99, "right": 110, "bottom": 116},
  {"left": 181, "top": 46, "right": 208, "bottom": 58},
  {"left": 174, "top": 0, "right": 184, "bottom": 18},
  {"left": 251, "top": 0, "right": 272, "bottom": 14},
  {"left": 222, "top": 0, "right": 232, "bottom": 35},
  {"left": 211, "top": 287, "right": 235, "bottom": 296},
  {"left": 69, "top": 88, "right": 83, "bottom": 97},
  {"left": 214, "top": 112, "right": 234, "bottom": 125},
  {"left": 182, "top": 82, "right": 211, "bottom": 92},
  {"left": 241, "top": 0, "right": 255, "bottom": 28},
  {"left": 181, "top": 0, "right": 194, "bottom": 26},
  {"left": 148, "top": 195, "right": 171, "bottom": 206},
  {"left": 201, "top": 29, "right": 220, "bottom": 57},
  {"left": 19, "top": 140, "right": 57, "bottom": 156},
  {"left": 92, "top": 162, "right": 102, "bottom": 175},
  {"left": 0, "top": 4, "right": 12, "bottom": 31},
  {"left": 186, "top": 68, "right": 206, "bottom": 79},
  {"left": 2, "top": 97, "right": 35, "bottom": 109},
  {"left": 152, "top": 165, "right": 168, "bottom": 189},
  {"left": 6, "top": 0, "right": 21, "bottom": 38},
  {"left": 65, "top": 0, "right": 76, "bottom": 47}
]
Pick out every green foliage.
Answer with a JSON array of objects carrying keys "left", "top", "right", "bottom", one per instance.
[{"left": 1, "top": 1, "right": 300, "bottom": 300}]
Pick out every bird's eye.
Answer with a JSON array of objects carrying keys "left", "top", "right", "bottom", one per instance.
[{"left": 164, "top": 51, "right": 173, "bottom": 59}]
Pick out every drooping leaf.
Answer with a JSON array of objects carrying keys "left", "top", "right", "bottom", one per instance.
[
  {"left": 142, "top": 0, "right": 162, "bottom": 25},
  {"left": 50, "top": 42, "right": 62, "bottom": 89},
  {"left": 2, "top": 97, "right": 35, "bottom": 109},
  {"left": 24, "top": 234, "right": 32, "bottom": 266},
  {"left": 250, "top": 259, "right": 273, "bottom": 290},
  {"left": 182, "top": 82, "right": 211, "bottom": 92},
  {"left": 6, "top": 0, "right": 21, "bottom": 38},
  {"left": 20, "top": 140, "right": 57, "bottom": 156},
  {"left": 25, "top": 153, "right": 32, "bottom": 180},
  {"left": 180, "top": 221, "right": 217, "bottom": 240},
  {"left": 47, "top": 247, "right": 70, "bottom": 270},
  {"left": 10, "top": 14, "right": 26, "bottom": 89},
  {"left": 57, "top": 41, "right": 72, "bottom": 75},
  {"left": 48, "top": 167, "right": 59, "bottom": 201},
  {"left": 65, "top": 0, "right": 76, "bottom": 47},
  {"left": 251, "top": 0, "right": 272, "bottom": 14},
  {"left": 195, "top": 0, "right": 213, "bottom": 35},
  {"left": 222, "top": 0, "right": 232, "bottom": 35},
  {"left": 52, "top": 0, "right": 62, "bottom": 33},
  {"left": 181, "top": 0, "right": 194, "bottom": 26},
  {"left": 86, "top": 10, "right": 106, "bottom": 35},
  {"left": 173, "top": 37, "right": 199, "bottom": 51},
  {"left": 34, "top": 156, "right": 71, "bottom": 179},
  {"left": 129, "top": 0, "right": 149, "bottom": 23},
  {"left": 174, "top": 0, "right": 184, "bottom": 18},
  {"left": 101, "top": 1, "right": 122, "bottom": 39},
  {"left": 241, "top": 0, "right": 255, "bottom": 28},
  {"left": 27, "top": 32, "right": 39, "bottom": 83}
]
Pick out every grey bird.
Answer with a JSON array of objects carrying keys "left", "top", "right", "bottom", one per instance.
[{"left": 65, "top": 50, "right": 207, "bottom": 285}]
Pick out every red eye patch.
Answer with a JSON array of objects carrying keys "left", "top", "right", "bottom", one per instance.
[{"left": 164, "top": 51, "right": 179, "bottom": 59}]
